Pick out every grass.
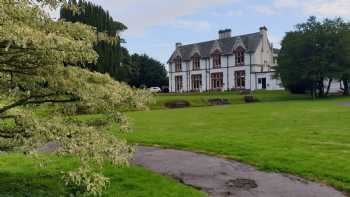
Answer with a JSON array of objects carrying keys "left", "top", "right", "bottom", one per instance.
[
  {"left": 0, "top": 153, "right": 205, "bottom": 197},
  {"left": 0, "top": 101, "right": 206, "bottom": 196},
  {"left": 122, "top": 95, "right": 350, "bottom": 193},
  {"left": 2, "top": 91, "right": 350, "bottom": 196},
  {"left": 150, "top": 90, "right": 309, "bottom": 109}
]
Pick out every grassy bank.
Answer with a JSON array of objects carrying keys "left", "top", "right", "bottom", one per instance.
[
  {"left": 150, "top": 90, "right": 309, "bottom": 109},
  {"left": 0, "top": 153, "right": 205, "bottom": 197},
  {"left": 0, "top": 99, "right": 206, "bottom": 196},
  {"left": 124, "top": 96, "right": 350, "bottom": 193}
]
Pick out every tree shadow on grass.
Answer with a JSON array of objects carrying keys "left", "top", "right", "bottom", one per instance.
[{"left": 0, "top": 172, "right": 69, "bottom": 197}]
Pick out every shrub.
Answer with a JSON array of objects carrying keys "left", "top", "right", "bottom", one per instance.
[
  {"left": 164, "top": 100, "right": 190, "bottom": 109},
  {"left": 244, "top": 95, "right": 258, "bottom": 103},
  {"left": 208, "top": 98, "right": 230, "bottom": 106}
]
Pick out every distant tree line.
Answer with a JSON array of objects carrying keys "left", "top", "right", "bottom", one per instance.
[
  {"left": 60, "top": 0, "right": 168, "bottom": 88},
  {"left": 277, "top": 16, "right": 350, "bottom": 98}
]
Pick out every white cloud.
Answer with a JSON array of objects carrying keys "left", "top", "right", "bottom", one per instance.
[
  {"left": 254, "top": 0, "right": 298, "bottom": 16},
  {"left": 171, "top": 20, "right": 211, "bottom": 31},
  {"left": 255, "top": 5, "right": 278, "bottom": 15},
  {"left": 88, "top": 0, "right": 237, "bottom": 35},
  {"left": 304, "top": 0, "right": 350, "bottom": 17},
  {"left": 273, "top": 0, "right": 299, "bottom": 8},
  {"left": 211, "top": 10, "right": 243, "bottom": 17},
  {"left": 255, "top": 0, "right": 350, "bottom": 17}
]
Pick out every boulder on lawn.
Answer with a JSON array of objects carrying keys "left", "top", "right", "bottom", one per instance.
[
  {"left": 244, "top": 95, "right": 258, "bottom": 103},
  {"left": 164, "top": 100, "right": 190, "bottom": 109},
  {"left": 208, "top": 98, "right": 230, "bottom": 106}
]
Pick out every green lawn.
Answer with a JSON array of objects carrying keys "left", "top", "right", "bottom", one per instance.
[
  {"left": 123, "top": 95, "right": 350, "bottom": 193},
  {"left": 0, "top": 154, "right": 205, "bottom": 197},
  {"left": 0, "top": 98, "right": 206, "bottom": 197},
  {"left": 2, "top": 91, "right": 350, "bottom": 196},
  {"left": 150, "top": 90, "right": 309, "bottom": 109}
]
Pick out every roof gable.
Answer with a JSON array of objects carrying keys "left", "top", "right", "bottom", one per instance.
[
  {"left": 168, "top": 32, "right": 262, "bottom": 63},
  {"left": 190, "top": 44, "right": 201, "bottom": 57},
  {"left": 232, "top": 36, "right": 247, "bottom": 51},
  {"left": 210, "top": 40, "right": 222, "bottom": 54}
]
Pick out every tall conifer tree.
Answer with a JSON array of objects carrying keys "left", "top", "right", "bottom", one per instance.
[{"left": 60, "top": 0, "right": 127, "bottom": 80}]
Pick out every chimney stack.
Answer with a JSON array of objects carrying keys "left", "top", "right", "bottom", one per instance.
[
  {"left": 176, "top": 42, "right": 182, "bottom": 48},
  {"left": 259, "top": 26, "right": 268, "bottom": 36},
  {"left": 219, "top": 29, "right": 232, "bottom": 39}
]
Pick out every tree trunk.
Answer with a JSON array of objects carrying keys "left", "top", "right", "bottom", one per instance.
[
  {"left": 325, "top": 78, "right": 333, "bottom": 96},
  {"left": 311, "top": 83, "right": 316, "bottom": 100},
  {"left": 317, "top": 80, "right": 325, "bottom": 98},
  {"left": 344, "top": 80, "right": 349, "bottom": 96}
]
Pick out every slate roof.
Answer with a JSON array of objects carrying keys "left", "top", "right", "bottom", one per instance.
[{"left": 168, "top": 32, "right": 263, "bottom": 63}]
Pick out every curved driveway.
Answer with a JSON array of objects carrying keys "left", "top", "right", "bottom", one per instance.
[{"left": 132, "top": 146, "right": 346, "bottom": 197}]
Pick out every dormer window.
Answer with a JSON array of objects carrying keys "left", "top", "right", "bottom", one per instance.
[
  {"left": 175, "top": 57, "right": 182, "bottom": 72},
  {"left": 192, "top": 54, "right": 200, "bottom": 70},
  {"left": 212, "top": 50, "right": 221, "bottom": 68},
  {"left": 235, "top": 47, "right": 245, "bottom": 66}
]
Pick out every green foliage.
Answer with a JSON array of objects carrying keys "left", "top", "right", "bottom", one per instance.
[
  {"left": 129, "top": 54, "right": 169, "bottom": 88},
  {"left": 277, "top": 16, "right": 350, "bottom": 97},
  {"left": 124, "top": 96, "right": 350, "bottom": 193},
  {"left": 0, "top": 0, "right": 151, "bottom": 195},
  {"left": 60, "top": 1, "right": 169, "bottom": 88},
  {"left": 60, "top": 0, "right": 126, "bottom": 81},
  {"left": 61, "top": 0, "right": 126, "bottom": 37}
]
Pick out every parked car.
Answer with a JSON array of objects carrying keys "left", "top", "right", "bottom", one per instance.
[{"left": 149, "top": 87, "right": 161, "bottom": 93}]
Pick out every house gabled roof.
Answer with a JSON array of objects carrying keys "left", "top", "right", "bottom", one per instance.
[
  {"left": 190, "top": 44, "right": 201, "bottom": 57},
  {"left": 232, "top": 36, "right": 247, "bottom": 51},
  {"left": 210, "top": 40, "right": 223, "bottom": 54},
  {"left": 168, "top": 32, "right": 262, "bottom": 63}
]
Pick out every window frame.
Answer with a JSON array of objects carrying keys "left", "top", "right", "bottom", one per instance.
[
  {"left": 174, "top": 57, "right": 182, "bottom": 72},
  {"left": 211, "top": 72, "right": 223, "bottom": 90},
  {"left": 235, "top": 47, "right": 245, "bottom": 66},
  {"left": 235, "top": 70, "right": 246, "bottom": 89},
  {"left": 212, "top": 50, "right": 221, "bottom": 68},
  {"left": 192, "top": 54, "right": 201, "bottom": 70},
  {"left": 175, "top": 76, "right": 183, "bottom": 92},
  {"left": 191, "top": 74, "right": 202, "bottom": 91}
]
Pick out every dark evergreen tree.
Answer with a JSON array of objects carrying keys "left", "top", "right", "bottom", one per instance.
[
  {"left": 60, "top": 0, "right": 127, "bottom": 80},
  {"left": 60, "top": 1, "right": 169, "bottom": 88},
  {"left": 130, "top": 54, "right": 168, "bottom": 88}
]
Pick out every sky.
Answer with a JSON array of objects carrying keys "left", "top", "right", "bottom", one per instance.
[{"left": 52, "top": 0, "right": 350, "bottom": 64}]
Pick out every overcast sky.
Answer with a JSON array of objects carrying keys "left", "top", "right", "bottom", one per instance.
[{"left": 52, "top": 0, "right": 350, "bottom": 64}]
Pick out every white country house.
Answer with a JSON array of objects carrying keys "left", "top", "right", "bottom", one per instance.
[{"left": 167, "top": 27, "right": 284, "bottom": 93}]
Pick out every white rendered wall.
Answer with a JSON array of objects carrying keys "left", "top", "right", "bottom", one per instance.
[{"left": 168, "top": 30, "right": 283, "bottom": 92}]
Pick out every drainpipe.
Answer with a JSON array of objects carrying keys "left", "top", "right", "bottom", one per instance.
[
  {"left": 169, "top": 63, "right": 172, "bottom": 92},
  {"left": 249, "top": 53, "right": 252, "bottom": 91},
  {"left": 205, "top": 59, "right": 208, "bottom": 92},
  {"left": 226, "top": 56, "right": 229, "bottom": 91},
  {"left": 255, "top": 71, "right": 257, "bottom": 91},
  {"left": 187, "top": 62, "right": 190, "bottom": 92},
  {"left": 209, "top": 58, "right": 211, "bottom": 91}
]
